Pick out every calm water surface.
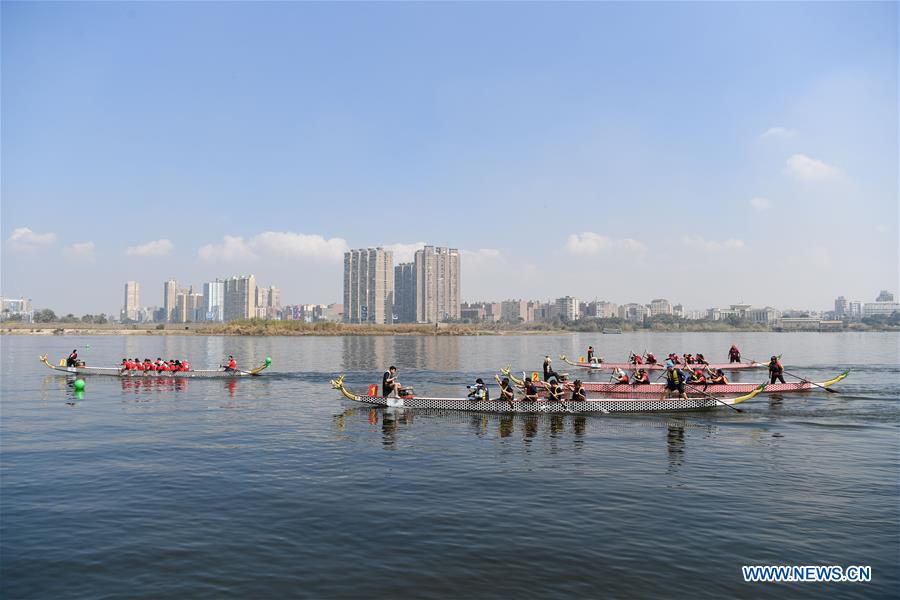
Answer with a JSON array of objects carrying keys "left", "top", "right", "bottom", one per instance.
[{"left": 1, "top": 333, "right": 898, "bottom": 599}]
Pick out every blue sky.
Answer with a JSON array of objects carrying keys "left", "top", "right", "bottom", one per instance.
[{"left": 3, "top": 1, "right": 897, "bottom": 314}]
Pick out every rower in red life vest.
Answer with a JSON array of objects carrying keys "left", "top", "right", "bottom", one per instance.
[
  {"left": 134, "top": 358, "right": 144, "bottom": 371},
  {"left": 695, "top": 353, "right": 709, "bottom": 366},
  {"left": 181, "top": 360, "right": 191, "bottom": 372},
  {"left": 768, "top": 356, "right": 785, "bottom": 384},
  {"left": 709, "top": 368, "right": 728, "bottom": 384},
  {"left": 630, "top": 352, "right": 643, "bottom": 365},
  {"left": 612, "top": 367, "right": 630, "bottom": 384},
  {"left": 644, "top": 352, "right": 657, "bottom": 364},
  {"left": 690, "top": 368, "right": 707, "bottom": 385},
  {"left": 154, "top": 358, "right": 165, "bottom": 371},
  {"left": 729, "top": 344, "right": 741, "bottom": 363},
  {"left": 632, "top": 369, "right": 650, "bottom": 385},
  {"left": 668, "top": 353, "right": 681, "bottom": 365},
  {"left": 121, "top": 358, "right": 129, "bottom": 371},
  {"left": 225, "top": 355, "right": 237, "bottom": 372},
  {"left": 683, "top": 353, "right": 695, "bottom": 365}
]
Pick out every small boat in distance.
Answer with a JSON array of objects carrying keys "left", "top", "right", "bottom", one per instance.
[
  {"left": 39, "top": 355, "right": 271, "bottom": 378},
  {"left": 330, "top": 375, "right": 766, "bottom": 414},
  {"left": 602, "top": 328, "right": 622, "bottom": 334}
]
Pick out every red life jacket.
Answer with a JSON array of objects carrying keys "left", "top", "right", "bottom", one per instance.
[
  {"left": 228, "top": 359, "right": 237, "bottom": 370},
  {"left": 182, "top": 362, "right": 191, "bottom": 371}
]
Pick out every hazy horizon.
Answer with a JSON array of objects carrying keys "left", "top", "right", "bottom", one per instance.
[{"left": 3, "top": 2, "right": 897, "bottom": 315}]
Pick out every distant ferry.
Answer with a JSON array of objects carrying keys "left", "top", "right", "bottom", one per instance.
[{"left": 602, "top": 328, "right": 622, "bottom": 334}]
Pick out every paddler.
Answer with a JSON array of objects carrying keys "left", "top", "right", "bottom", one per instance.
[
  {"left": 644, "top": 352, "right": 657, "bottom": 364},
  {"left": 520, "top": 377, "right": 539, "bottom": 402},
  {"left": 612, "top": 367, "right": 629, "bottom": 384},
  {"left": 689, "top": 368, "right": 708, "bottom": 386},
  {"left": 695, "top": 353, "right": 709, "bottom": 366},
  {"left": 683, "top": 353, "right": 695, "bottom": 365},
  {"left": 729, "top": 344, "right": 741, "bottom": 363},
  {"left": 630, "top": 352, "right": 643, "bottom": 365},
  {"left": 498, "top": 377, "right": 515, "bottom": 404},
  {"left": 382, "top": 365, "right": 401, "bottom": 398},
  {"left": 66, "top": 349, "right": 79, "bottom": 367},
  {"left": 661, "top": 361, "right": 689, "bottom": 401},
  {"left": 467, "top": 378, "right": 489, "bottom": 402},
  {"left": 768, "top": 356, "right": 786, "bottom": 384},
  {"left": 546, "top": 377, "right": 564, "bottom": 402},
  {"left": 709, "top": 369, "right": 728, "bottom": 384},
  {"left": 632, "top": 369, "right": 650, "bottom": 385},
  {"left": 570, "top": 380, "right": 586, "bottom": 402}
]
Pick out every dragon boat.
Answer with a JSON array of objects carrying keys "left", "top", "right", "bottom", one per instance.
[
  {"left": 559, "top": 354, "right": 765, "bottom": 371},
  {"left": 330, "top": 376, "right": 766, "bottom": 414},
  {"left": 500, "top": 367, "right": 849, "bottom": 395},
  {"left": 39, "top": 355, "right": 271, "bottom": 377}
]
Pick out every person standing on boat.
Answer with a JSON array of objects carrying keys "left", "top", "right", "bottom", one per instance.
[
  {"left": 66, "top": 349, "right": 79, "bottom": 367},
  {"left": 729, "top": 344, "right": 741, "bottom": 363},
  {"left": 586, "top": 346, "right": 594, "bottom": 363},
  {"left": 570, "top": 380, "right": 586, "bottom": 402},
  {"left": 542, "top": 355, "right": 553, "bottom": 380},
  {"left": 768, "top": 356, "right": 786, "bottom": 384},
  {"left": 382, "top": 366, "right": 401, "bottom": 398},
  {"left": 661, "top": 362, "right": 688, "bottom": 401}
]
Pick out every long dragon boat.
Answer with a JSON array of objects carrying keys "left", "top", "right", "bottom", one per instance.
[
  {"left": 330, "top": 375, "right": 766, "bottom": 414},
  {"left": 500, "top": 367, "right": 849, "bottom": 395},
  {"left": 39, "top": 355, "right": 271, "bottom": 377},
  {"left": 559, "top": 354, "right": 765, "bottom": 371}
]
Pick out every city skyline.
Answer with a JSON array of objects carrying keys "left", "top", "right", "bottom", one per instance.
[{"left": 2, "top": 2, "right": 897, "bottom": 314}]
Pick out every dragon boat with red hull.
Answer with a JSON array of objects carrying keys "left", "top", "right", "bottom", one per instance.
[
  {"left": 500, "top": 367, "right": 849, "bottom": 395},
  {"left": 330, "top": 376, "right": 766, "bottom": 414},
  {"left": 559, "top": 355, "right": 766, "bottom": 371},
  {"left": 40, "top": 355, "right": 271, "bottom": 377}
]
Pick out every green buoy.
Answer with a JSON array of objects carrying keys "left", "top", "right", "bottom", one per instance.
[{"left": 73, "top": 378, "right": 86, "bottom": 392}]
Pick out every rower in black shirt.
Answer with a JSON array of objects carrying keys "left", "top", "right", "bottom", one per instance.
[
  {"left": 382, "top": 366, "right": 401, "bottom": 398},
  {"left": 570, "top": 380, "right": 586, "bottom": 402}
]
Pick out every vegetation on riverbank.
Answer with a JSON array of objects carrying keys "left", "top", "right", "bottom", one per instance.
[{"left": 3, "top": 314, "right": 897, "bottom": 335}]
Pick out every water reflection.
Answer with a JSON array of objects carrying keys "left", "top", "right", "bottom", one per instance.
[
  {"left": 667, "top": 424, "right": 686, "bottom": 472},
  {"left": 341, "top": 336, "right": 461, "bottom": 372}
]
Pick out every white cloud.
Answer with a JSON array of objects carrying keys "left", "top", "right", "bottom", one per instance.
[
  {"left": 462, "top": 248, "right": 503, "bottom": 261},
  {"left": 380, "top": 242, "right": 428, "bottom": 263},
  {"left": 784, "top": 154, "right": 841, "bottom": 181},
  {"left": 564, "top": 232, "right": 646, "bottom": 256},
  {"left": 7, "top": 227, "right": 56, "bottom": 248},
  {"left": 64, "top": 241, "right": 96, "bottom": 263},
  {"left": 761, "top": 127, "right": 796, "bottom": 139},
  {"left": 750, "top": 197, "right": 772, "bottom": 210},
  {"left": 126, "top": 239, "right": 174, "bottom": 257},
  {"left": 198, "top": 235, "right": 257, "bottom": 262},
  {"left": 681, "top": 236, "right": 746, "bottom": 252},
  {"left": 253, "top": 232, "right": 348, "bottom": 260},
  {"left": 198, "top": 231, "right": 348, "bottom": 263}
]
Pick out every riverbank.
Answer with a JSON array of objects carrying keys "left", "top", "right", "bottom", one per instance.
[{"left": 3, "top": 319, "right": 896, "bottom": 335}]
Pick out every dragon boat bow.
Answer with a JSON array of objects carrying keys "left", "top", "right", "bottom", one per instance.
[{"left": 330, "top": 376, "right": 765, "bottom": 414}]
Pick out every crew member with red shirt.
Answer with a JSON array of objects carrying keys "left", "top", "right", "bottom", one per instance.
[{"left": 225, "top": 355, "right": 237, "bottom": 372}]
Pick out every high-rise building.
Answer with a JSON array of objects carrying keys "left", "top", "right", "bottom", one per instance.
[
  {"left": 618, "top": 303, "right": 649, "bottom": 323},
  {"left": 876, "top": 290, "right": 895, "bottom": 302},
  {"left": 163, "top": 279, "right": 178, "bottom": 322},
  {"left": 500, "top": 299, "right": 532, "bottom": 323},
  {"left": 203, "top": 279, "right": 225, "bottom": 322},
  {"left": 343, "top": 248, "right": 394, "bottom": 324},
  {"left": 414, "top": 246, "right": 460, "bottom": 323},
  {"left": 394, "top": 262, "right": 416, "bottom": 323},
  {"left": 122, "top": 281, "right": 140, "bottom": 321},
  {"left": 834, "top": 296, "right": 848, "bottom": 317},
  {"left": 555, "top": 296, "right": 580, "bottom": 321},
  {"left": 224, "top": 275, "right": 257, "bottom": 321},
  {"left": 649, "top": 298, "right": 672, "bottom": 316}
]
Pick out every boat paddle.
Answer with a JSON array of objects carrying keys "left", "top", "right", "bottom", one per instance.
[
  {"left": 782, "top": 370, "right": 839, "bottom": 394},
  {"left": 683, "top": 380, "right": 745, "bottom": 413}
]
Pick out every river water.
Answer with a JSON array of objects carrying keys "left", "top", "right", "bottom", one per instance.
[{"left": 1, "top": 333, "right": 898, "bottom": 598}]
